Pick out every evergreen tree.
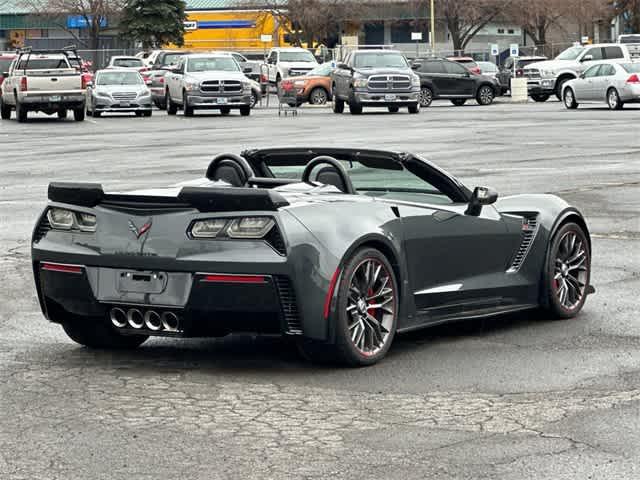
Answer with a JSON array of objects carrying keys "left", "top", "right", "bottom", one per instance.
[{"left": 120, "top": 0, "right": 187, "bottom": 49}]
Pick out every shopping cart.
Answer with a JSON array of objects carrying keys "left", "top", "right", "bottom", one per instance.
[{"left": 277, "top": 80, "right": 299, "bottom": 116}]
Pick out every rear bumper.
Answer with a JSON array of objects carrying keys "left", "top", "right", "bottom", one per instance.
[
  {"left": 34, "top": 263, "right": 300, "bottom": 337},
  {"left": 19, "top": 93, "right": 85, "bottom": 110},
  {"left": 619, "top": 84, "right": 640, "bottom": 102}
]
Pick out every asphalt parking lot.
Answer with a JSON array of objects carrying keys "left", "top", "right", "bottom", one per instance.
[{"left": 1, "top": 99, "right": 639, "bottom": 479}]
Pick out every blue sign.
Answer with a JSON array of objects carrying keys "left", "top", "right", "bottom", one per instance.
[
  {"left": 67, "top": 15, "right": 108, "bottom": 29},
  {"left": 197, "top": 20, "right": 255, "bottom": 30}
]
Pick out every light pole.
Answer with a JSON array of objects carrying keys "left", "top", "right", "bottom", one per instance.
[{"left": 430, "top": 0, "right": 435, "bottom": 56}]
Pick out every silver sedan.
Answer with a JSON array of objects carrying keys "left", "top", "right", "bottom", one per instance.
[
  {"left": 562, "top": 61, "right": 640, "bottom": 110},
  {"left": 86, "top": 69, "right": 153, "bottom": 117}
]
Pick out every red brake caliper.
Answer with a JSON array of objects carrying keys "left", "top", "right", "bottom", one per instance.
[{"left": 367, "top": 288, "right": 376, "bottom": 318}]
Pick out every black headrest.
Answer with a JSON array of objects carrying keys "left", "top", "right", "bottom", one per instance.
[
  {"left": 314, "top": 166, "right": 348, "bottom": 193},
  {"left": 206, "top": 154, "right": 254, "bottom": 187}
]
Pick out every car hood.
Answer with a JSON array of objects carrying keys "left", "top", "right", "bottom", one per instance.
[
  {"left": 525, "top": 59, "right": 577, "bottom": 71},
  {"left": 185, "top": 71, "right": 247, "bottom": 81},
  {"left": 354, "top": 67, "right": 413, "bottom": 76}
]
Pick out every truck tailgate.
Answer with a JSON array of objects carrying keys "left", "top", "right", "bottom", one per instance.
[{"left": 24, "top": 68, "right": 82, "bottom": 91}]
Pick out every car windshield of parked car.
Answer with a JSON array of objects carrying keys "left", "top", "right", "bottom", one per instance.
[
  {"left": 96, "top": 71, "right": 142, "bottom": 86},
  {"left": 15, "top": 58, "right": 69, "bottom": 70},
  {"left": 161, "top": 53, "right": 184, "bottom": 67},
  {"left": 113, "top": 58, "right": 143, "bottom": 68},
  {"left": 307, "top": 63, "right": 334, "bottom": 76},
  {"left": 621, "top": 63, "right": 640, "bottom": 73},
  {"left": 353, "top": 53, "right": 408, "bottom": 69},
  {"left": 267, "top": 160, "right": 450, "bottom": 203},
  {"left": 279, "top": 51, "right": 316, "bottom": 62},
  {"left": 619, "top": 35, "right": 640, "bottom": 43},
  {"left": 556, "top": 47, "right": 585, "bottom": 60},
  {"left": 187, "top": 57, "right": 239, "bottom": 72}
]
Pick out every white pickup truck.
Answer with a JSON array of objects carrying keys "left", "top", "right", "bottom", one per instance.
[
  {"left": 0, "top": 49, "right": 86, "bottom": 122},
  {"left": 265, "top": 47, "right": 319, "bottom": 85}
]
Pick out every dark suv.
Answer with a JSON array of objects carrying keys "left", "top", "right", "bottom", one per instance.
[
  {"left": 332, "top": 50, "right": 421, "bottom": 114},
  {"left": 411, "top": 58, "right": 500, "bottom": 107}
]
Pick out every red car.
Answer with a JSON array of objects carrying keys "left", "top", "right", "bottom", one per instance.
[{"left": 447, "top": 56, "right": 482, "bottom": 75}]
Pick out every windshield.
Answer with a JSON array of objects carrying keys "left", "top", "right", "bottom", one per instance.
[
  {"left": 113, "top": 58, "right": 143, "bottom": 68},
  {"left": 279, "top": 51, "right": 316, "bottom": 62},
  {"left": 187, "top": 57, "right": 239, "bottom": 72},
  {"left": 96, "top": 71, "right": 142, "bottom": 86},
  {"left": 266, "top": 160, "right": 445, "bottom": 199},
  {"left": 619, "top": 35, "right": 640, "bottom": 44},
  {"left": 16, "top": 58, "right": 69, "bottom": 70},
  {"left": 307, "top": 63, "right": 334, "bottom": 76},
  {"left": 622, "top": 63, "right": 640, "bottom": 73},
  {"left": 556, "top": 47, "right": 585, "bottom": 60},
  {"left": 161, "top": 53, "right": 184, "bottom": 67},
  {"left": 354, "top": 52, "right": 408, "bottom": 69}
]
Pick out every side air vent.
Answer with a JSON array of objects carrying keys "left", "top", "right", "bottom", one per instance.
[
  {"left": 507, "top": 215, "right": 539, "bottom": 273},
  {"left": 33, "top": 214, "right": 52, "bottom": 243},
  {"left": 274, "top": 276, "right": 302, "bottom": 335},
  {"left": 265, "top": 226, "right": 286, "bottom": 255}
]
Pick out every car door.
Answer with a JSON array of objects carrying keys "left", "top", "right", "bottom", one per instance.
[
  {"left": 167, "top": 58, "right": 185, "bottom": 100},
  {"left": 442, "top": 60, "right": 475, "bottom": 96},
  {"left": 579, "top": 47, "right": 603, "bottom": 74},
  {"left": 267, "top": 51, "right": 278, "bottom": 82},
  {"left": 594, "top": 64, "right": 616, "bottom": 102},
  {"left": 417, "top": 60, "right": 447, "bottom": 96},
  {"left": 334, "top": 53, "right": 352, "bottom": 98},
  {"left": 399, "top": 198, "right": 524, "bottom": 322},
  {"left": 575, "top": 64, "right": 601, "bottom": 101}
]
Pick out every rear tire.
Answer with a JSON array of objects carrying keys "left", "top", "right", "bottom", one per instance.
[
  {"left": 16, "top": 101, "right": 27, "bottom": 122},
  {"left": 476, "top": 85, "right": 495, "bottom": 105},
  {"left": 73, "top": 107, "right": 85, "bottom": 122},
  {"left": 607, "top": 88, "right": 623, "bottom": 110},
  {"left": 450, "top": 99, "right": 466, "bottom": 106},
  {"left": 542, "top": 222, "right": 591, "bottom": 319},
  {"left": 309, "top": 87, "right": 328, "bottom": 105},
  {"left": 555, "top": 77, "right": 571, "bottom": 100},
  {"left": 0, "top": 97, "right": 11, "bottom": 120},
  {"left": 333, "top": 96, "right": 344, "bottom": 113},
  {"left": 297, "top": 247, "right": 398, "bottom": 366},
  {"left": 419, "top": 87, "right": 433, "bottom": 107},
  {"left": 62, "top": 317, "right": 148, "bottom": 350}
]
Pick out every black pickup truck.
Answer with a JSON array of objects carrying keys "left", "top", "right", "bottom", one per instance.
[{"left": 331, "top": 50, "right": 421, "bottom": 115}]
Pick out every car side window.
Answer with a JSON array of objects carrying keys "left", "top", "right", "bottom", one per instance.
[
  {"left": 232, "top": 54, "right": 245, "bottom": 64},
  {"left": 443, "top": 61, "right": 468, "bottom": 75},
  {"left": 584, "top": 47, "right": 603, "bottom": 61},
  {"left": 267, "top": 52, "right": 277, "bottom": 64},
  {"left": 600, "top": 64, "right": 615, "bottom": 76},
  {"left": 583, "top": 65, "right": 601, "bottom": 78},
  {"left": 603, "top": 46, "right": 623, "bottom": 59},
  {"left": 420, "top": 61, "right": 446, "bottom": 74}
]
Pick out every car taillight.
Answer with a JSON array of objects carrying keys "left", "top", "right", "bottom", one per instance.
[
  {"left": 516, "top": 69, "right": 524, "bottom": 77},
  {"left": 81, "top": 75, "right": 88, "bottom": 89},
  {"left": 159, "top": 76, "right": 164, "bottom": 84},
  {"left": 20, "top": 76, "right": 27, "bottom": 91},
  {"left": 627, "top": 74, "right": 640, "bottom": 84}
]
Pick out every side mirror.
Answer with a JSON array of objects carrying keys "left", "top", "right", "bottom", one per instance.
[
  {"left": 243, "top": 66, "right": 253, "bottom": 73},
  {"left": 579, "top": 73, "right": 585, "bottom": 79},
  {"left": 465, "top": 186, "right": 498, "bottom": 216},
  {"left": 411, "top": 63, "right": 421, "bottom": 70},
  {"left": 581, "top": 54, "right": 593, "bottom": 62}
]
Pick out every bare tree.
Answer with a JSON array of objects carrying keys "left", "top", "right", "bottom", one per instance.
[
  {"left": 21, "top": 0, "right": 125, "bottom": 51},
  {"left": 439, "top": 0, "right": 510, "bottom": 53}
]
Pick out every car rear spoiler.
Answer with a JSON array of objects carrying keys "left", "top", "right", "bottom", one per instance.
[{"left": 48, "top": 182, "right": 289, "bottom": 212}]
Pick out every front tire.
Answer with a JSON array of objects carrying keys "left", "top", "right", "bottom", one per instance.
[
  {"left": 73, "top": 107, "right": 85, "bottom": 122},
  {"left": 298, "top": 248, "right": 398, "bottom": 366},
  {"left": 542, "top": 222, "right": 591, "bottom": 319},
  {"left": 476, "top": 85, "right": 495, "bottom": 105},
  {"left": 531, "top": 93, "right": 550, "bottom": 102},
  {"left": 387, "top": 106, "right": 399, "bottom": 113},
  {"left": 62, "top": 317, "right": 148, "bottom": 350},
  {"left": 408, "top": 103, "right": 420, "bottom": 114},
  {"left": 348, "top": 100, "right": 363, "bottom": 115},
  {"left": 309, "top": 87, "right": 328, "bottom": 105},
  {"left": 16, "top": 101, "right": 27, "bottom": 122},
  {"left": 183, "top": 92, "right": 194, "bottom": 117},
  {"left": 166, "top": 91, "right": 177, "bottom": 115},
  {"left": 563, "top": 88, "right": 578, "bottom": 109},
  {"left": 333, "top": 96, "right": 344, "bottom": 113},
  {"left": 419, "top": 87, "right": 433, "bottom": 107},
  {"left": 607, "top": 88, "right": 623, "bottom": 110},
  {"left": 240, "top": 105, "right": 251, "bottom": 116},
  {"left": 57, "top": 109, "right": 67, "bottom": 119}
]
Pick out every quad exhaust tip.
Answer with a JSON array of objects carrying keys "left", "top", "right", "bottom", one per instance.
[{"left": 110, "top": 307, "right": 180, "bottom": 332}]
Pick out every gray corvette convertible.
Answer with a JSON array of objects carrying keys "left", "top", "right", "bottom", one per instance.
[{"left": 32, "top": 148, "right": 593, "bottom": 366}]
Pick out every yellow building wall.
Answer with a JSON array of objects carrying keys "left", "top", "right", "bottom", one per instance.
[{"left": 178, "top": 10, "right": 289, "bottom": 51}]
